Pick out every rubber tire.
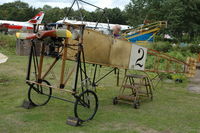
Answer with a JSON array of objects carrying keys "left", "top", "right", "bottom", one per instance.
[
  {"left": 28, "top": 80, "right": 52, "bottom": 106},
  {"left": 74, "top": 90, "right": 98, "bottom": 122}
]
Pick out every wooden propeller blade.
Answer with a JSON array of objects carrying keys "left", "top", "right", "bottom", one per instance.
[
  {"left": 37, "top": 29, "right": 72, "bottom": 38},
  {"left": 16, "top": 29, "right": 72, "bottom": 40},
  {"left": 16, "top": 33, "right": 36, "bottom": 40}
]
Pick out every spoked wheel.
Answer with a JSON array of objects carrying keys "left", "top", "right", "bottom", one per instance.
[
  {"left": 74, "top": 90, "right": 98, "bottom": 122},
  {"left": 28, "top": 80, "right": 52, "bottom": 106}
]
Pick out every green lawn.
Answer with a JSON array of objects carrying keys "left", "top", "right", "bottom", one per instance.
[{"left": 0, "top": 52, "right": 200, "bottom": 133}]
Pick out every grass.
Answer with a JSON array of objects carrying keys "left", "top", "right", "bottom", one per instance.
[{"left": 0, "top": 52, "right": 200, "bottom": 133}]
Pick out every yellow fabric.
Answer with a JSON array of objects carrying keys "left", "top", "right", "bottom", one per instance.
[
  {"left": 56, "top": 29, "right": 72, "bottom": 38},
  {"left": 66, "top": 30, "right": 72, "bottom": 38},
  {"left": 82, "top": 29, "right": 132, "bottom": 68},
  {"left": 16, "top": 32, "right": 20, "bottom": 39}
]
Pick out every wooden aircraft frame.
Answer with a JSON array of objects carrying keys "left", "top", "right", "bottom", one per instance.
[{"left": 21, "top": 23, "right": 99, "bottom": 124}]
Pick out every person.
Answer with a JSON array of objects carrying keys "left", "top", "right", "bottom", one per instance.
[{"left": 112, "top": 25, "right": 121, "bottom": 38}]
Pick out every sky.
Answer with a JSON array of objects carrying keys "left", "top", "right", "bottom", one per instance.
[{"left": 0, "top": 0, "right": 131, "bottom": 11}]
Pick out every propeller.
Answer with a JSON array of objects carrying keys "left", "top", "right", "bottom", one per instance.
[
  {"left": 16, "top": 29, "right": 72, "bottom": 40},
  {"left": 16, "top": 33, "right": 36, "bottom": 40}
]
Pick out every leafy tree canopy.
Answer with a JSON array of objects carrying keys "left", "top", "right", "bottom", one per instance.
[{"left": 0, "top": 0, "right": 199, "bottom": 41}]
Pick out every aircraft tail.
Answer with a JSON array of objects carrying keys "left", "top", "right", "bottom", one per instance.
[{"left": 27, "top": 11, "right": 45, "bottom": 24}]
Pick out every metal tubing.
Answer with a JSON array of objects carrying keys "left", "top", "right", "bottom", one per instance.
[
  {"left": 63, "top": 0, "right": 76, "bottom": 23},
  {"left": 116, "top": 68, "right": 120, "bottom": 86},
  {"left": 37, "top": 42, "right": 45, "bottom": 81},
  {"left": 81, "top": 45, "right": 88, "bottom": 83},
  {"left": 73, "top": 46, "right": 81, "bottom": 92},
  {"left": 32, "top": 44, "right": 38, "bottom": 79},
  {"left": 40, "top": 93, "right": 75, "bottom": 104},
  {"left": 92, "top": 64, "right": 98, "bottom": 86},
  {"left": 95, "top": 68, "right": 115, "bottom": 84},
  {"left": 49, "top": 94, "right": 75, "bottom": 104},
  {"left": 94, "top": 12, "right": 105, "bottom": 30},
  {"left": 26, "top": 43, "right": 33, "bottom": 81},
  {"left": 60, "top": 40, "right": 68, "bottom": 88},
  {"left": 78, "top": 0, "right": 103, "bottom": 10}
]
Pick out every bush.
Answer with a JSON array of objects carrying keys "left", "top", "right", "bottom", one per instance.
[
  {"left": 0, "top": 33, "right": 16, "bottom": 54},
  {"left": 154, "top": 35, "right": 164, "bottom": 42},
  {"left": 0, "top": 33, "right": 16, "bottom": 48},
  {"left": 151, "top": 41, "right": 173, "bottom": 52},
  {"left": 189, "top": 44, "right": 200, "bottom": 53},
  {"left": 171, "top": 74, "right": 187, "bottom": 81},
  {"left": 192, "top": 35, "right": 200, "bottom": 44},
  {"left": 168, "top": 51, "right": 192, "bottom": 61}
]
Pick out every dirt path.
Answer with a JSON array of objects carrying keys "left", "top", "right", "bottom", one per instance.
[{"left": 187, "top": 63, "right": 200, "bottom": 93}]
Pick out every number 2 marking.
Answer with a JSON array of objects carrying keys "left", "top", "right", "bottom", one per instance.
[{"left": 135, "top": 48, "right": 144, "bottom": 68}]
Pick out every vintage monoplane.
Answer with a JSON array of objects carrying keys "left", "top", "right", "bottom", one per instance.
[{"left": 16, "top": 0, "right": 197, "bottom": 125}]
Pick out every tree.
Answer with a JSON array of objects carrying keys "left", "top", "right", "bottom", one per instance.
[
  {"left": 124, "top": 0, "right": 149, "bottom": 26},
  {"left": 104, "top": 8, "right": 127, "bottom": 24},
  {"left": 0, "top": 1, "right": 36, "bottom": 21},
  {"left": 124, "top": 0, "right": 200, "bottom": 41},
  {"left": 42, "top": 5, "right": 65, "bottom": 23}
]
